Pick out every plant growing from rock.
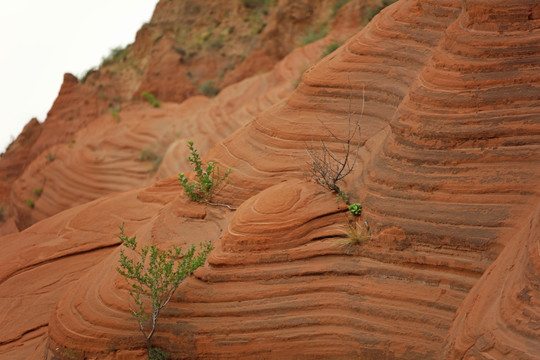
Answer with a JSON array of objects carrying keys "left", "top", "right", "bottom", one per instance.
[
  {"left": 26, "top": 198, "right": 35, "bottom": 209},
  {"left": 348, "top": 203, "right": 362, "bottom": 216},
  {"left": 305, "top": 88, "right": 364, "bottom": 197},
  {"left": 45, "top": 152, "right": 56, "bottom": 162},
  {"left": 142, "top": 91, "right": 162, "bottom": 108},
  {"left": 178, "top": 141, "right": 232, "bottom": 206},
  {"left": 200, "top": 80, "right": 220, "bottom": 97},
  {"left": 116, "top": 223, "right": 213, "bottom": 354},
  {"left": 342, "top": 220, "right": 371, "bottom": 245}
]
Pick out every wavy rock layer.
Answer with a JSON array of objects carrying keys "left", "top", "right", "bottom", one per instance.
[
  {"left": 441, "top": 200, "right": 540, "bottom": 359},
  {"left": 10, "top": 38, "right": 323, "bottom": 230},
  {"left": 2, "top": 0, "right": 540, "bottom": 359}
]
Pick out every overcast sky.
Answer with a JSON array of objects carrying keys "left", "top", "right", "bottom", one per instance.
[{"left": 0, "top": 0, "right": 159, "bottom": 153}]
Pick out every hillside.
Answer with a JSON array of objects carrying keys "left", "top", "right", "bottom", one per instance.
[{"left": 0, "top": 0, "right": 539, "bottom": 359}]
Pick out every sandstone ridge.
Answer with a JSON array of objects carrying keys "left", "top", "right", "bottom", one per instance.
[{"left": 0, "top": 0, "right": 539, "bottom": 359}]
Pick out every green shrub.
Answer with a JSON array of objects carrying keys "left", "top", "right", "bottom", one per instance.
[
  {"left": 200, "top": 81, "right": 220, "bottom": 97},
  {"left": 110, "top": 107, "right": 121, "bottom": 123},
  {"left": 141, "top": 91, "right": 162, "bottom": 107},
  {"left": 300, "top": 26, "right": 329, "bottom": 46},
  {"left": 138, "top": 149, "right": 159, "bottom": 162},
  {"left": 101, "top": 46, "right": 128, "bottom": 66},
  {"left": 138, "top": 149, "right": 162, "bottom": 173},
  {"left": 178, "top": 141, "right": 231, "bottom": 203},
  {"left": 79, "top": 67, "right": 97, "bottom": 84},
  {"left": 336, "top": 190, "right": 350, "bottom": 204},
  {"left": 149, "top": 347, "right": 170, "bottom": 360},
  {"left": 348, "top": 203, "right": 362, "bottom": 216},
  {"left": 331, "top": 0, "right": 352, "bottom": 18},
  {"left": 33, "top": 188, "right": 43, "bottom": 197},
  {"left": 26, "top": 199, "right": 35, "bottom": 208},
  {"left": 45, "top": 153, "right": 56, "bottom": 162},
  {"left": 117, "top": 223, "right": 212, "bottom": 353}
]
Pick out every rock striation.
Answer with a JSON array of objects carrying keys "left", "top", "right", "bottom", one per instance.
[{"left": 0, "top": 0, "right": 539, "bottom": 359}]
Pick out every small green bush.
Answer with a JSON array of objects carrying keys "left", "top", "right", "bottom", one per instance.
[
  {"left": 101, "top": 46, "right": 128, "bottom": 66},
  {"left": 142, "top": 91, "right": 162, "bottom": 108},
  {"left": 117, "top": 223, "right": 212, "bottom": 353},
  {"left": 348, "top": 203, "right": 362, "bottom": 216},
  {"left": 79, "top": 67, "right": 97, "bottom": 84},
  {"left": 331, "top": 0, "right": 352, "bottom": 18},
  {"left": 45, "top": 153, "right": 56, "bottom": 162},
  {"left": 149, "top": 347, "right": 170, "bottom": 360},
  {"left": 110, "top": 107, "right": 121, "bottom": 123},
  {"left": 26, "top": 199, "right": 35, "bottom": 208},
  {"left": 138, "top": 149, "right": 159, "bottom": 162},
  {"left": 336, "top": 190, "right": 350, "bottom": 204},
  {"left": 178, "top": 141, "right": 231, "bottom": 203},
  {"left": 300, "top": 26, "right": 329, "bottom": 46},
  {"left": 200, "top": 81, "right": 220, "bottom": 97},
  {"left": 138, "top": 149, "right": 162, "bottom": 173},
  {"left": 33, "top": 188, "right": 43, "bottom": 197}
]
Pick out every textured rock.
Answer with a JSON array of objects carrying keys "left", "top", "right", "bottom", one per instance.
[
  {"left": 1, "top": 0, "right": 540, "bottom": 359},
  {"left": 441, "top": 201, "right": 540, "bottom": 359},
  {"left": 3, "top": 0, "right": 359, "bottom": 233},
  {"left": 9, "top": 33, "right": 326, "bottom": 230}
]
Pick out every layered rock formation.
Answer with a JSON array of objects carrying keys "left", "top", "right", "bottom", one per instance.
[
  {"left": 1, "top": 0, "right": 539, "bottom": 359},
  {"left": 0, "top": 0, "right": 365, "bottom": 234}
]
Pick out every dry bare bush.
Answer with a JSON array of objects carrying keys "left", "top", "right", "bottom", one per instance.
[{"left": 305, "top": 87, "right": 365, "bottom": 197}]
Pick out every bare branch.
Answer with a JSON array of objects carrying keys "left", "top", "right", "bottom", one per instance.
[{"left": 303, "top": 85, "right": 365, "bottom": 195}]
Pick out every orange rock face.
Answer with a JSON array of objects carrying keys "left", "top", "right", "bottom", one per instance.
[{"left": 1, "top": 0, "right": 539, "bottom": 359}]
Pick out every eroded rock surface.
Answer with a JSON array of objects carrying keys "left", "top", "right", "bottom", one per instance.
[{"left": 0, "top": 0, "right": 539, "bottom": 359}]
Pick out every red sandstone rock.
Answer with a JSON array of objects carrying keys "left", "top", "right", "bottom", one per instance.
[{"left": 1, "top": 0, "right": 539, "bottom": 359}]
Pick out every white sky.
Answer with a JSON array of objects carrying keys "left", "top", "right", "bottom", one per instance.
[{"left": 0, "top": 0, "right": 159, "bottom": 153}]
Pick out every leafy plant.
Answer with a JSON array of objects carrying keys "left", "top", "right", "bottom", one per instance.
[
  {"left": 101, "top": 46, "right": 128, "bottom": 66},
  {"left": 137, "top": 149, "right": 162, "bottom": 173},
  {"left": 142, "top": 91, "right": 162, "bottom": 108},
  {"left": 149, "top": 347, "right": 170, "bottom": 360},
  {"left": 33, "top": 188, "right": 43, "bottom": 197},
  {"left": 336, "top": 190, "right": 350, "bottom": 204},
  {"left": 79, "top": 67, "right": 97, "bottom": 84},
  {"left": 178, "top": 141, "right": 231, "bottom": 203},
  {"left": 64, "top": 347, "right": 82, "bottom": 360},
  {"left": 331, "top": 0, "right": 352, "bottom": 18},
  {"left": 138, "top": 149, "right": 159, "bottom": 162},
  {"left": 116, "top": 223, "right": 213, "bottom": 353},
  {"left": 200, "top": 80, "right": 220, "bottom": 97},
  {"left": 45, "top": 153, "right": 56, "bottom": 162},
  {"left": 26, "top": 199, "right": 35, "bottom": 209},
  {"left": 110, "top": 107, "right": 121, "bottom": 123},
  {"left": 300, "top": 25, "right": 329, "bottom": 46},
  {"left": 348, "top": 203, "right": 362, "bottom": 216}
]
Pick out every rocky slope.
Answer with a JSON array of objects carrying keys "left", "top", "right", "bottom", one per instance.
[
  {"left": 0, "top": 0, "right": 539, "bottom": 359},
  {"left": 0, "top": 0, "right": 370, "bottom": 234}
]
